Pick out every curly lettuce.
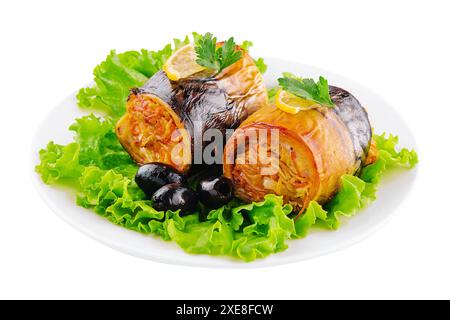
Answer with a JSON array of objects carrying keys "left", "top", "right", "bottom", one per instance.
[
  {"left": 35, "top": 114, "right": 137, "bottom": 185},
  {"left": 36, "top": 37, "right": 418, "bottom": 262},
  {"left": 76, "top": 38, "right": 188, "bottom": 118}
]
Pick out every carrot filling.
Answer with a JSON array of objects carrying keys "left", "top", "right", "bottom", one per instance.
[
  {"left": 227, "top": 128, "right": 317, "bottom": 212},
  {"left": 116, "top": 94, "right": 191, "bottom": 172}
]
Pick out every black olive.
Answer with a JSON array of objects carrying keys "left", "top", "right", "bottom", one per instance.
[
  {"left": 197, "top": 176, "right": 233, "bottom": 209},
  {"left": 135, "top": 162, "right": 186, "bottom": 197},
  {"left": 152, "top": 183, "right": 198, "bottom": 215}
]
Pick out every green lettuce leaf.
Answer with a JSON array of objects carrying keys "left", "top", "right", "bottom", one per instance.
[
  {"left": 240, "top": 40, "right": 253, "bottom": 51},
  {"left": 232, "top": 195, "right": 294, "bottom": 261},
  {"left": 254, "top": 57, "right": 267, "bottom": 74},
  {"left": 293, "top": 201, "right": 327, "bottom": 238},
  {"left": 36, "top": 142, "right": 82, "bottom": 184},
  {"left": 36, "top": 114, "right": 137, "bottom": 185},
  {"left": 239, "top": 40, "right": 267, "bottom": 73},
  {"left": 374, "top": 133, "right": 418, "bottom": 169},
  {"left": 69, "top": 114, "right": 136, "bottom": 177},
  {"left": 76, "top": 37, "right": 187, "bottom": 118},
  {"left": 324, "top": 174, "right": 372, "bottom": 229},
  {"left": 76, "top": 48, "right": 171, "bottom": 118},
  {"left": 207, "top": 203, "right": 245, "bottom": 232},
  {"left": 167, "top": 218, "right": 234, "bottom": 256},
  {"left": 165, "top": 195, "right": 294, "bottom": 261},
  {"left": 321, "top": 133, "right": 418, "bottom": 230}
]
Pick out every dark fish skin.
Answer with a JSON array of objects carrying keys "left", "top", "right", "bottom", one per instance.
[
  {"left": 138, "top": 70, "right": 248, "bottom": 155},
  {"left": 329, "top": 86, "right": 372, "bottom": 168}
]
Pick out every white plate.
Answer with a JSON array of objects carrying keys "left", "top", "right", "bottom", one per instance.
[{"left": 31, "top": 58, "right": 418, "bottom": 268}]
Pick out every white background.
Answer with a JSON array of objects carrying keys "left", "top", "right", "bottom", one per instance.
[{"left": 1, "top": 0, "right": 449, "bottom": 299}]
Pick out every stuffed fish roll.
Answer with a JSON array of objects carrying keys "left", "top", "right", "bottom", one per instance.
[
  {"left": 116, "top": 46, "right": 267, "bottom": 173},
  {"left": 223, "top": 86, "right": 377, "bottom": 212}
]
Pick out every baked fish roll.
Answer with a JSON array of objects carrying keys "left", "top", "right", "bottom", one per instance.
[
  {"left": 116, "top": 47, "right": 268, "bottom": 173},
  {"left": 223, "top": 86, "right": 375, "bottom": 212}
]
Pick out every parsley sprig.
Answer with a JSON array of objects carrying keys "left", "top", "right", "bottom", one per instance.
[
  {"left": 278, "top": 72, "right": 334, "bottom": 107},
  {"left": 195, "top": 33, "right": 242, "bottom": 73}
]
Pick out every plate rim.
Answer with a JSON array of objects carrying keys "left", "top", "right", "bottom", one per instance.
[{"left": 31, "top": 57, "right": 419, "bottom": 268}]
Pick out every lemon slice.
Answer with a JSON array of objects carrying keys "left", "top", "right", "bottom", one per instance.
[
  {"left": 163, "top": 44, "right": 206, "bottom": 81},
  {"left": 275, "top": 90, "right": 319, "bottom": 114}
]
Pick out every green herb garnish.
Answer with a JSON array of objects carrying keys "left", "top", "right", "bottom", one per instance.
[
  {"left": 195, "top": 33, "right": 242, "bottom": 73},
  {"left": 278, "top": 72, "right": 334, "bottom": 107}
]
